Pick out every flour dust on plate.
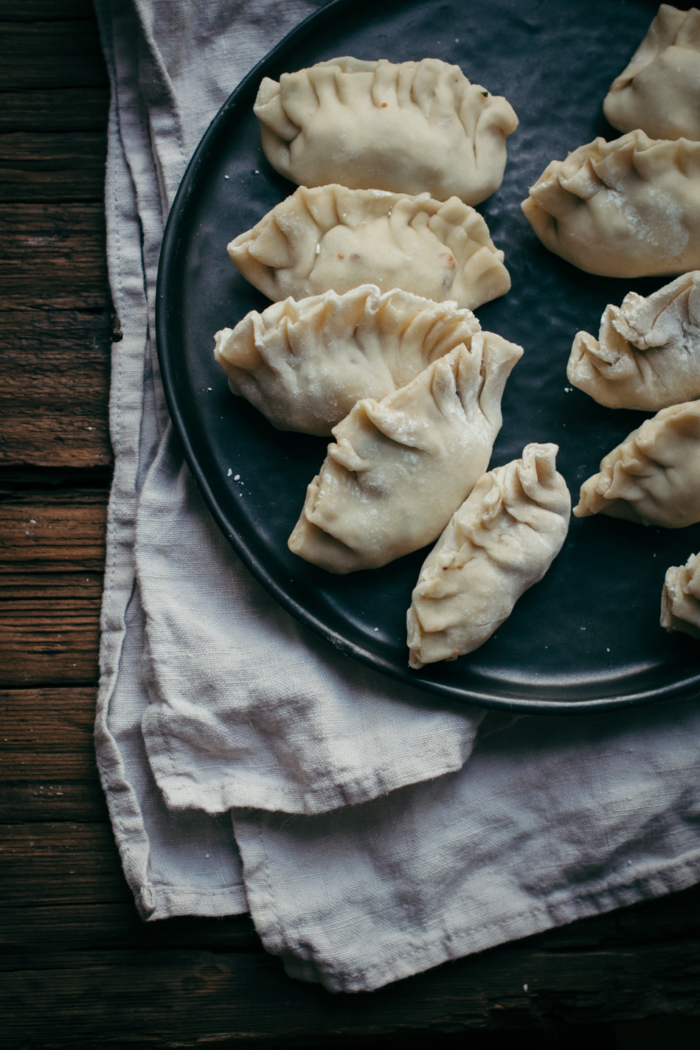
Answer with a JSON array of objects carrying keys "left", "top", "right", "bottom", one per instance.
[{"left": 156, "top": 0, "right": 700, "bottom": 712}]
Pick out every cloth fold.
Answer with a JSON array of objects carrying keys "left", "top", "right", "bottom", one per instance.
[{"left": 95, "top": 0, "right": 700, "bottom": 992}]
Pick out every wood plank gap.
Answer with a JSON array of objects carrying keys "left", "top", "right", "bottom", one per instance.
[
  {"left": 0, "top": 3, "right": 96, "bottom": 21},
  {"left": 0, "top": 468, "right": 113, "bottom": 493}
]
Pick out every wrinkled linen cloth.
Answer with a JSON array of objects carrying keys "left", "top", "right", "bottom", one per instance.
[{"left": 95, "top": 0, "right": 700, "bottom": 993}]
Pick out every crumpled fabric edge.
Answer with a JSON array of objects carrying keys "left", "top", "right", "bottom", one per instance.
[
  {"left": 93, "top": 0, "right": 248, "bottom": 920},
  {"left": 235, "top": 809, "right": 700, "bottom": 992}
]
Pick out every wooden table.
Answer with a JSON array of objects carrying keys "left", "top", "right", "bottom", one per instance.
[{"left": 2, "top": 2, "right": 700, "bottom": 1046}]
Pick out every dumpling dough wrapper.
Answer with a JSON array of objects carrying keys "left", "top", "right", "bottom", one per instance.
[
  {"left": 575, "top": 399, "right": 700, "bottom": 528},
  {"left": 229, "top": 184, "right": 511, "bottom": 312},
  {"left": 214, "top": 285, "right": 481, "bottom": 436},
  {"left": 288, "top": 334, "right": 523, "bottom": 573},
  {"left": 522, "top": 131, "right": 700, "bottom": 278},
  {"left": 661, "top": 551, "right": 700, "bottom": 638},
  {"left": 604, "top": 5, "right": 700, "bottom": 142},
  {"left": 407, "top": 443, "right": 570, "bottom": 669},
  {"left": 254, "top": 56, "right": 518, "bottom": 206},
  {"left": 567, "top": 272, "right": 700, "bottom": 411}
]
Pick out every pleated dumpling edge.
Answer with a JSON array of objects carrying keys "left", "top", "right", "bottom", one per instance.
[{"left": 254, "top": 56, "right": 518, "bottom": 206}]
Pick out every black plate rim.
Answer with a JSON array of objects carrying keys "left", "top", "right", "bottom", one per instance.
[{"left": 155, "top": 0, "right": 700, "bottom": 715}]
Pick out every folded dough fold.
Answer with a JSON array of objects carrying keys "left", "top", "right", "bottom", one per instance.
[
  {"left": 214, "top": 285, "right": 481, "bottom": 435},
  {"left": 407, "top": 443, "right": 570, "bottom": 668},
  {"left": 661, "top": 551, "right": 700, "bottom": 637},
  {"left": 567, "top": 271, "right": 700, "bottom": 410},
  {"left": 288, "top": 334, "right": 523, "bottom": 573},
  {"left": 522, "top": 131, "right": 700, "bottom": 277},
  {"left": 254, "top": 56, "right": 518, "bottom": 205},
  {"left": 228, "top": 185, "right": 511, "bottom": 311},
  {"left": 574, "top": 399, "right": 700, "bottom": 527},
  {"left": 604, "top": 5, "right": 700, "bottom": 142}
]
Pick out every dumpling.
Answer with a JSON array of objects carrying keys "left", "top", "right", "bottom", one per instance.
[
  {"left": 288, "top": 334, "right": 523, "bottom": 573},
  {"left": 228, "top": 184, "right": 511, "bottom": 311},
  {"left": 521, "top": 131, "right": 700, "bottom": 278},
  {"left": 604, "top": 5, "right": 700, "bottom": 142},
  {"left": 213, "top": 285, "right": 481, "bottom": 436},
  {"left": 407, "top": 443, "right": 570, "bottom": 669},
  {"left": 254, "top": 56, "right": 518, "bottom": 206},
  {"left": 574, "top": 399, "right": 700, "bottom": 527},
  {"left": 661, "top": 551, "right": 700, "bottom": 637},
  {"left": 567, "top": 272, "right": 700, "bottom": 410}
]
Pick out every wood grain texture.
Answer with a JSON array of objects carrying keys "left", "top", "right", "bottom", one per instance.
[
  {"left": 0, "top": 821, "right": 131, "bottom": 904},
  {"left": 0, "top": 492, "right": 107, "bottom": 571},
  {"left": 0, "top": 131, "right": 107, "bottom": 201},
  {"left": 0, "top": 903, "right": 260, "bottom": 954},
  {"left": 0, "top": 308, "right": 112, "bottom": 466},
  {"left": 0, "top": 496, "right": 106, "bottom": 684},
  {"left": 0, "top": 686, "right": 102, "bottom": 822},
  {"left": 0, "top": 203, "right": 109, "bottom": 307},
  {"left": 0, "top": 23, "right": 108, "bottom": 90},
  {"left": 0, "top": 940, "right": 699, "bottom": 1047},
  {"left": 0, "top": 600, "right": 101, "bottom": 685},
  {"left": 0, "top": 1, "right": 95, "bottom": 19},
  {"left": 0, "top": 88, "right": 110, "bottom": 133}
]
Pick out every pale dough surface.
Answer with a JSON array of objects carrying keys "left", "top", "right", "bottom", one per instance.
[
  {"left": 407, "top": 443, "right": 570, "bottom": 669},
  {"left": 254, "top": 56, "right": 518, "bottom": 205},
  {"left": 229, "top": 184, "right": 511, "bottom": 311},
  {"left": 288, "top": 334, "right": 523, "bottom": 573},
  {"left": 575, "top": 399, "right": 700, "bottom": 528},
  {"left": 604, "top": 5, "right": 700, "bottom": 142},
  {"left": 567, "top": 271, "right": 700, "bottom": 410},
  {"left": 214, "top": 285, "right": 481, "bottom": 436},
  {"left": 661, "top": 551, "right": 700, "bottom": 638},
  {"left": 522, "top": 131, "right": 700, "bottom": 278}
]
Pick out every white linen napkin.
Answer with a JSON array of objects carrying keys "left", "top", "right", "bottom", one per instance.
[{"left": 94, "top": 0, "right": 700, "bottom": 991}]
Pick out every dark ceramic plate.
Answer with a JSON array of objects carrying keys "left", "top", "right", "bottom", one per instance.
[{"left": 156, "top": 0, "right": 700, "bottom": 712}]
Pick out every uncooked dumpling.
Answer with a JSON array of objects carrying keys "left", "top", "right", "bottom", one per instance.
[
  {"left": 661, "top": 551, "right": 700, "bottom": 637},
  {"left": 568, "top": 272, "right": 700, "bottom": 410},
  {"left": 575, "top": 399, "right": 700, "bottom": 527},
  {"left": 214, "top": 285, "right": 481, "bottom": 436},
  {"left": 522, "top": 131, "right": 700, "bottom": 278},
  {"left": 228, "top": 184, "right": 511, "bottom": 311},
  {"left": 288, "top": 334, "right": 523, "bottom": 573},
  {"left": 407, "top": 443, "right": 570, "bottom": 669},
  {"left": 604, "top": 5, "right": 700, "bottom": 142},
  {"left": 254, "top": 56, "right": 518, "bottom": 205}
]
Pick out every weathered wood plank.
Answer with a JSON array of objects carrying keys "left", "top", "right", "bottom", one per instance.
[
  {"left": 0, "top": 940, "right": 699, "bottom": 1046},
  {"left": 0, "top": 492, "right": 106, "bottom": 681},
  {"left": 0, "top": 55, "right": 108, "bottom": 92},
  {"left": 0, "top": 308, "right": 112, "bottom": 466},
  {"left": 0, "top": 903, "right": 259, "bottom": 954},
  {"left": 0, "top": 131, "right": 106, "bottom": 202},
  {"left": 0, "top": 88, "right": 109, "bottom": 133},
  {"left": 0, "top": 782, "right": 107, "bottom": 821},
  {"left": 0, "top": 1, "right": 95, "bottom": 19},
  {"left": 0, "top": 572, "right": 104, "bottom": 601},
  {"left": 0, "top": 600, "right": 100, "bottom": 685},
  {"left": 0, "top": 496, "right": 107, "bottom": 570},
  {"left": 0, "top": 822, "right": 129, "bottom": 904},
  {"left": 0, "top": 20, "right": 103, "bottom": 57},
  {"left": 0, "top": 686, "right": 98, "bottom": 795},
  {"left": 0, "top": 202, "right": 109, "bottom": 307},
  {"left": 0, "top": 11, "right": 106, "bottom": 104},
  {"left": 0, "top": 685, "right": 101, "bottom": 815},
  {"left": 0, "top": 169, "right": 106, "bottom": 202},
  {"left": 0, "top": 131, "right": 106, "bottom": 164},
  {"left": 0, "top": 493, "right": 105, "bottom": 684}
]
